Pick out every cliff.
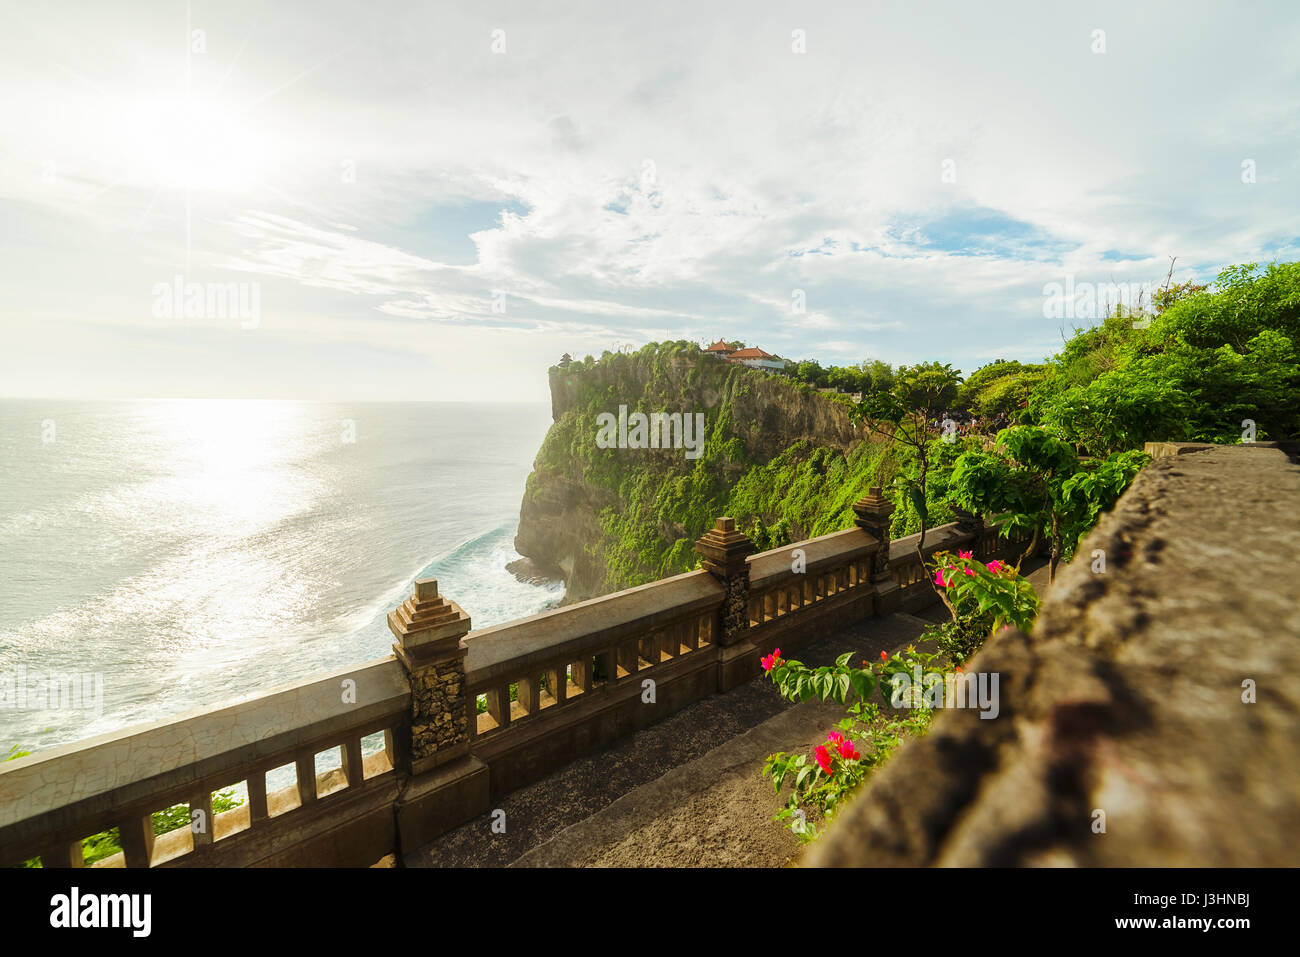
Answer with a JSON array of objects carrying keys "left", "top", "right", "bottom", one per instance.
[{"left": 513, "top": 342, "right": 899, "bottom": 603}]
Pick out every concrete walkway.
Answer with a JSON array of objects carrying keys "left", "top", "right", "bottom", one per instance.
[{"left": 406, "top": 558, "right": 1050, "bottom": 868}]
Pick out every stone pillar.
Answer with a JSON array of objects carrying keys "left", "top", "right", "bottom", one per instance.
[
  {"left": 853, "top": 486, "right": 900, "bottom": 614},
  {"left": 695, "top": 517, "right": 757, "bottom": 691},
  {"left": 389, "top": 578, "right": 489, "bottom": 853},
  {"left": 389, "top": 578, "right": 472, "bottom": 774}
]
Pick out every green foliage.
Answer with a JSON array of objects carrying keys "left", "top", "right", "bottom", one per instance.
[
  {"left": 1034, "top": 370, "right": 1194, "bottom": 456},
  {"left": 887, "top": 436, "right": 976, "bottom": 537},
  {"left": 763, "top": 704, "right": 931, "bottom": 843},
  {"left": 858, "top": 359, "right": 897, "bottom": 396},
  {"left": 1058, "top": 449, "right": 1152, "bottom": 535},
  {"left": 792, "top": 359, "right": 828, "bottom": 388},
  {"left": 757, "top": 558, "right": 1040, "bottom": 843},
  {"left": 894, "top": 361, "right": 962, "bottom": 412},
  {"left": 948, "top": 426, "right": 1148, "bottom": 578},
  {"left": 957, "top": 360, "right": 1049, "bottom": 417},
  {"left": 761, "top": 648, "right": 943, "bottom": 842},
  {"left": 1032, "top": 262, "right": 1300, "bottom": 452},
  {"left": 786, "top": 357, "right": 895, "bottom": 397}
]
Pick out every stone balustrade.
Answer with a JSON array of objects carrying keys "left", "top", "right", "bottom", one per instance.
[
  {"left": 0, "top": 658, "right": 408, "bottom": 867},
  {"left": 0, "top": 502, "right": 1031, "bottom": 868}
]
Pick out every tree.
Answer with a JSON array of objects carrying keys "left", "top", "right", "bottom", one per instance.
[
  {"left": 559, "top": 353, "right": 573, "bottom": 368},
  {"left": 858, "top": 359, "right": 896, "bottom": 396},
  {"left": 947, "top": 425, "right": 1149, "bottom": 583},
  {"left": 851, "top": 362, "right": 963, "bottom": 564},
  {"left": 957, "top": 360, "right": 1048, "bottom": 417},
  {"left": 793, "top": 360, "right": 828, "bottom": 388},
  {"left": 826, "top": 365, "right": 861, "bottom": 394},
  {"left": 894, "top": 361, "right": 961, "bottom": 412}
]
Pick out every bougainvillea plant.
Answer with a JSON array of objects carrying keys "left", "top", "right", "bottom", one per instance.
[
  {"left": 758, "top": 551, "right": 1040, "bottom": 843},
  {"left": 760, "top": 646, "right": 944, "bottom": 842},
  {"left": 924, "top": 549, "right": 1040, "bottom": 664}
]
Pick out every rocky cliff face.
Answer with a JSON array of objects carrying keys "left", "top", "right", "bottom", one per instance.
[{"left": 512, "top": 343, "right": 878, "bottom": 603}]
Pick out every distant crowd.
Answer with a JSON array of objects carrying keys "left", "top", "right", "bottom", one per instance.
[{"left": 931, "top": 410, "right": 1012, "bottom": 438}]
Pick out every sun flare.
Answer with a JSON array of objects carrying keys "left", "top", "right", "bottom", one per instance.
[{"left": 120, "top": 92, "right": 271, "bottom": 192}]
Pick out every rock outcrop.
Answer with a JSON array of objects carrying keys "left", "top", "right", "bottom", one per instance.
[{"left": 806, "top": 443, "right": 1300, "bottom": 867}]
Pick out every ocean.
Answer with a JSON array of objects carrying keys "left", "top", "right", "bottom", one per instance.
[{"left": 0, "top": 399, "right": 563, "bottom": 756}]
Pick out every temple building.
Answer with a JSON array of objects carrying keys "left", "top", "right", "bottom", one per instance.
[{"left": 704, "top": 340, "right": 789, "bottom": 371}]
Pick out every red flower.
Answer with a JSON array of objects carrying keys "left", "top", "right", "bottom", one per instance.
[
  {"left": 826, "top": 730, "right": 845, "bottom": 745},
  {"left": 880, "top": 650, "right": 888, "bottom": 660},
  {"left": 814, "top": 745, "right": 834, "bottom": 776},
  {"left": 837, "top": 740, "right": 860, "bottom": 761},
  {"left": 761, "top": 647, "right": 784, "bottom": 672}
]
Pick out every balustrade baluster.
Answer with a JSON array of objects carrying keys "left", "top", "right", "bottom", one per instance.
[
  {"left": 343, "top": 736, "right": 364, "bottom": 785},
  {"left": 118, "top": 814, "right": 154, "bottom": 868}
]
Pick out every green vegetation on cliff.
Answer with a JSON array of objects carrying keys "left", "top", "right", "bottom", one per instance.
[{"left": 519, "top": 341, "right": 898, "bottom": 598}]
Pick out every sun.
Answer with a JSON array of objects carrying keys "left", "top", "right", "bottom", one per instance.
[{"left": 120, "top": 92, "right": 271, "bottom": 192}]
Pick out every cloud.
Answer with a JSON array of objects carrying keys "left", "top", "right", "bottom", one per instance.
[{"left": 2, "top": 0, "right": 1298, "bottom": 399}]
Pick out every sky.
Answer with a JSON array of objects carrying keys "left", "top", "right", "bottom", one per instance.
[{"left": 1, "top": 0, "right": 1298, "bottom": 402}]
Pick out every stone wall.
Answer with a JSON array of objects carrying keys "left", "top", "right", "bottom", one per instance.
[{"left": 806, "top": 444, "right": 1300, "bottom": 867}]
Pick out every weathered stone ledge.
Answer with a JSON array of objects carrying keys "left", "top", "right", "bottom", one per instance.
[{"left": 806, "top": 445, "right": 1300, "bottom": 867}]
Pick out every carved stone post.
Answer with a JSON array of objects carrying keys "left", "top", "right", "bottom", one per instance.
[
  {"left": 389, "top": 578, "right": 471, "bottom": 774},
  {"left": 695, "top": 517, "right": 756, "bottom": 691},
  {"left": 389, "top": 578, "right": 489, "bottom": 852},
  {"left": 853, "top": 486, "right": 900, "bottom": 615}
]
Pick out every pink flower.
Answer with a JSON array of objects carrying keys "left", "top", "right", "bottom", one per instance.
[
  {"left": 837, "top": 740, "right": 860, "bottom": 761},
  {"left": 814, "top": 745, "right": 834, "bottom": 776},
  {"left": 986, "top": 559, "right": 1005, "bottom": 573},
  {"left": 761, "top": 647, "right": 783, "bottom": 672},
  {"left": 959, "top": 550, "right": 973, "bottom": 560},
  {"left": 963, "top": 566, "right": 976, "bottom": 576},
  {"left": 826, "top": 731, "right": 845, "bottom": 745},
  {"left": 934, "top": 568, "right": 952, "bottom": 587}
]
